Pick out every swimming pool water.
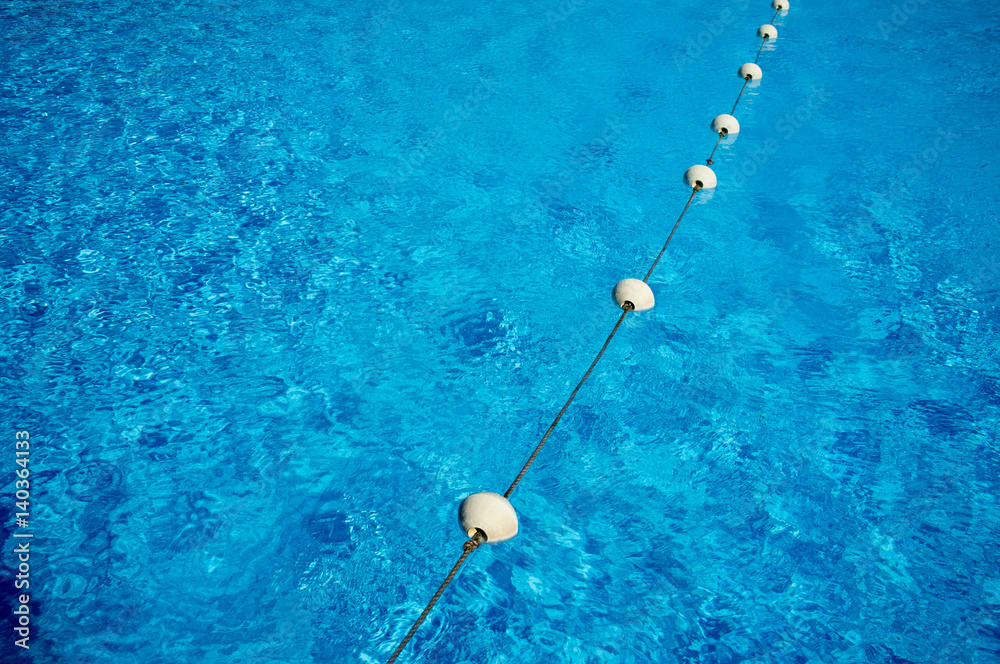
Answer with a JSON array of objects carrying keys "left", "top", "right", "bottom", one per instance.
[{"left": 2, "top": 0, "right": 998, "bottom": 662}]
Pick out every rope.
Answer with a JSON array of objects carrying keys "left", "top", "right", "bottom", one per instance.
[
  {"left": 385, "top": 532, "right": 485, "bottom": 664},
  {"left": 643, "top": 185, "right": 700, "bottom": 283},
  {"left": 731, "top": 75, "right": 751, "bottom": 115},
  {"left": 753, "top": 37, "right": 768, "bottom": 64},
  {"left": 385, "top": 5, "right": 789, "bottom": 659},
  {"left": 706, "top": 132, "right": 724, "bottom": 165},
  {"left": 504, "top": 305, "right": 632, "bottom": 499}
]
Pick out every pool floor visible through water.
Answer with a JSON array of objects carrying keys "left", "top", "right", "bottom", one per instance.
[{"left": 1, "top": 0, "right": 999, "bottom": 662}]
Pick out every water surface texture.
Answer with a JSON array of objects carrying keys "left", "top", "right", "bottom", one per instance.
[{"left": 2, "top": 0, "right": 999, "bottom": 662}]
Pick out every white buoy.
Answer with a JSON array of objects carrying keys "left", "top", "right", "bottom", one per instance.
[
  {"left": 458, "top": 492, "right": 518, "bottom": 543},
  {"left": 683, "top": 164, "right": 717, "bottom": 189},
  {"left": 711, "top": 114, "right": 740, "bottom": 136},
  {"left": 612, "top": 278, "right": 654, "bottom": 312},
  {"left": 771, "top": 0, "right": 789, "bottom": 9},
  {"left": 738, "top": 63, "right": 763, "bottom": 80},
  {"left": 757, "top": 24, "right": 778, "bottom": 39}
]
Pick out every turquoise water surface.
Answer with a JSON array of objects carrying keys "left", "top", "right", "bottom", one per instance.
[{"left": 2, "top": 0, "right": 998, "bottom": 662}]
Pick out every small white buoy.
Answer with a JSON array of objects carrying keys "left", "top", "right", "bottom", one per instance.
[
  {"left": 683, "top": 164, "right": 717, "bottom": 189},
  {"left": 458, "top": 492, "right": 518, "bottom": 543},
  {"left": 710, "top": 114, "right": 740, "bottom": 136},
  {"left": 612, "top": 278, "right": 654, "bottom": 312},
  {"left": 771, "top": 0, "right": 789, "bottom": 9},
  {"left": 738, "top": 63, "right": 763, "bottom": 80},
  {"left": 757, "top": 24, "right": 778, "bottom": 39}
]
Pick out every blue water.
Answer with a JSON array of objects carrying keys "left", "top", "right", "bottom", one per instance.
[{"left": 2, "top": 0, "right": 999, "bottom": 662}]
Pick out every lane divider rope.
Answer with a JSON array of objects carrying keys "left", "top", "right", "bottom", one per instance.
[{"left": 385, "top": 2, "right": 790, "bottom": 661}]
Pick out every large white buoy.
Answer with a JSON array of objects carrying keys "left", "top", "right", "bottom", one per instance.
[
  {"left": 458, "top": 492, "right": 518, "bottom": 543},
  {"left": 738, "top": 63, "right": 763, "bottom": 80},
  {"left": 683, "top": 164, "right": 717, "bottom": 189},
  {"left": 711, "top": 114, "right": 740, "bottom": 136},
  {"left": 612, "top": 278, "right": 654, "bottom": 312},
  {"left": 757, "top": 24, "right": 778, "bottom": 39},
  {"left": 771, "top": 0, "right": 789, "bottom": 9}
]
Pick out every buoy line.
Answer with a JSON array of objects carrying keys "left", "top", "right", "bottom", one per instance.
[{"left": 385, "top": 2, "right": 790, "bottom": 661}]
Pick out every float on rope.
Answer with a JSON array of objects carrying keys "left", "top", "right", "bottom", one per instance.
[
  {"left": 612, "top": 279, "right": 655, "bottom": 312},
  {"left": 738, "top": 62, "right": 763, "bottom": 80},
  {"left": 757, "top": 24, "right": 777, "bottom": 39},
  {"left": 458, "top": 492, "right": 519, "bottom": 543},
  {"left": 683, "top": 164, "right": 717, "bottom": 189},
  {"left": 711, "top": 114, "right": 741, "bottom": 136}
]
